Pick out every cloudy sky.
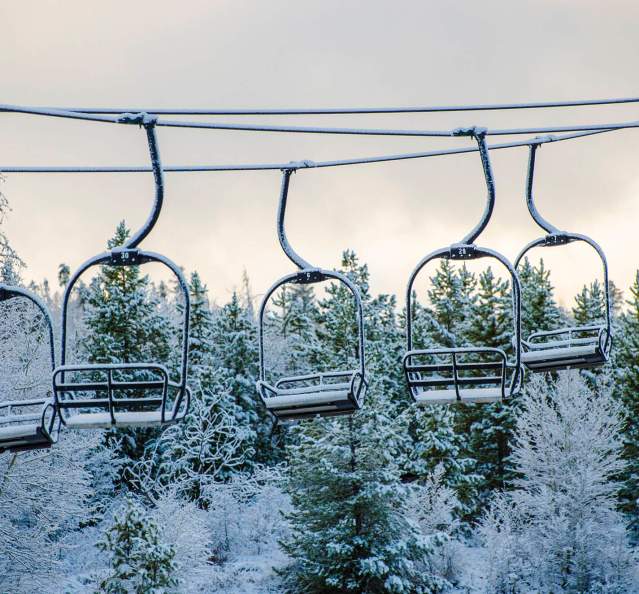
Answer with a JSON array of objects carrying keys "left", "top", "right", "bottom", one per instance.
[{"left": 2, "top": 0, "right": 639, "bottom": 308}]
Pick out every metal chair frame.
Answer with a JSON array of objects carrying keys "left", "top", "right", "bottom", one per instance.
[
  {"left": 514, "top": 142, "right": 612, "bottom": 372},
  {"left": 256, "top": 166, "right": 367, "bottom": 421},
  {"left": 53, "top": 114, "right": 191, "bottom": 428},
  {"left": 0, "top": 285, "right": 60, "bottom": 452},
  {"left": 404, "top": 128, "right": 523, "bottom": 404}
]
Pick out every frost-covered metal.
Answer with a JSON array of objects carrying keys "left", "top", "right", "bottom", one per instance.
[
  {"left": 514, "top": 142, "right": 612, "bottom": 372},
  {"left": 53, "top": 116, "right": 191, "bottom": 429},
  {"left": 0, "top": 285, "right": 60, "bottom": 452},
  {"left": 256, "top": 167, "right": 367, "bottom": 421},
  {"left": 403, "top": 128, "right": 523, "bottom": 405}
]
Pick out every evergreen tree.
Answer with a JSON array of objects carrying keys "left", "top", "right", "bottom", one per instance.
[
  {"left": 403, "top": 405, "right": 481, "bottom": 524},
  {"left": 426, "top": 260, "right": 476, "bottom": 347},
  {"left": 185, "top": 271, "right": 217, "bottom": 390},
  {"left": 614, "top": 271, "right": 639, "bottom": 535},
  {"left": 142, "top": 272, "right": 252, "bottom": 504},
  {"left": 96, "top": 497, "right": 178, "bottom": 593},
  {"left": 210, "top": 290, "right": 270, "bottom": 465},
  {"left": 281, "top": 252, "right": 449, "bottom": 593},
  {"left": 461, "top": 267, "right": 516, "bottom": 502},
  {"left": 518, "top": 257, "right": 563, "bottom": 339},
  {"left": 80, "top": 222, "right": 173, "bottom": 476},
  {"left": 572, "top": 279, "right": 606, "bottom": 325},
  {"left": 269, "top": 282, "right": 320, "bottom": 378}
]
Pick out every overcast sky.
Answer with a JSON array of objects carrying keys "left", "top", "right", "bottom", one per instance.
[{"left": 2, "top": 0, "right": 639, "bottom": 308}]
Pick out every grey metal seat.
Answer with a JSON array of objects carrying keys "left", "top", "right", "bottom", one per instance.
[
  {"left": 0, "top": 398, "right": 59, "bottom": 453},
  {"left": 0, "top": 285, "right": 60, "bottom": 454},
  {"left": 257, "top": 370, "right": 366, "bottom": 420},
  {"left": 520, "top": 325, "right": 610, "bottom": 372},
  {"left": 53, "top": 115, "right": 191, "bottom": 430},
  {"left": 403, "top": 129, "right": 523, "bottom": 406},
  {"left": 404, "top": 348, "right": 520, "bottom": 405},
  {"left": 257, "top": 166, "right": 368, "bottom": 422},
  {"left": 53, "top": 363, "right": 190, "bottom": 429},
  {"left": 515, "top": 143, "right": 612, "bottom": 373}
]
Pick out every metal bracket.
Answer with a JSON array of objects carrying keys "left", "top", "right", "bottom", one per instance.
[
  {"left": 110, "top": 248, "right": 146, "bottom": 266},
  {"left": 452, "top": 125, "right": 488, "bottom": 138},
  {"left": 293, "top": 269, "right": 327, "bottom": 284},
  {"left": 449, "top": 243, "right": 477, "bottom": 260},
  {"left": 544, "top": 233, "right": 571, "bottom": 246},
  {"left": 117, "top": 111, "right": 158, "bottom": 128}
]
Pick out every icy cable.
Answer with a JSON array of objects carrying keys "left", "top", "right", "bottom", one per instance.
[
  {"left": 0, "top": 128, "right": 617, "bottom": 174},
  {"left": 2, "top": 103, "right": 639, "bottom": 137},
  {"left": 24, "top": 95, "right": 639, "bottom": 115}
]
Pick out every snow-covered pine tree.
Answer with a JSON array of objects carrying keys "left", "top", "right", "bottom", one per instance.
[
  {"left": 96, "top": 497, "right": 178, "bottom": 593},
  {"left": 268, "top": 281, "right": 320, "bottom": 380},
  {"left": 479, "top": 373, "right": 637, "bottom": 593},
  {"left": 614, "top": 271, "right": 639, "bottom": 536},
  {"left": 401, "top": 297, "right": 481, "bottom": 525},
  {"left": 281, "top": 252, "right": 450, "bottom": 594},
  {"left": 183, "top": 271, "right": 220, "bottom": 392},
  {"left": 210, "top": 289, "right": 273, "bottom": 465},
  {"left": 462, "top": 267, "right": 517, "bottom": 500},
  {"left": 426, "top": 260, "right": 477, "bottom": 347},
  {"left": 518, "top": 257, "right": 563, "bottom": 339},
  {"left": 136, "top": 272, "right": 251, "bottom": 505},
  {"left": 80, "top": 222, "right": 173, "bottom": 480},
  {"left": 572, "top": 279, "right": 606, "bottom": 325}
]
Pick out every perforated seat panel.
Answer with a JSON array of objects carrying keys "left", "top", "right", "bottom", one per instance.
[
  {"left": 0, "top": 424, "right": 51, "bottom": 451},
  {"left": 413, "top": 387, "right": 503, "bottom": 405},
  {"left": 65, "top": 410, "right": 175, "bottom": 429},
  {"left": 522, "top": 343, "right": 604, "bottom": 370},
  {"left": 264, "top": 389, "right": 352, "bottom": 410}
]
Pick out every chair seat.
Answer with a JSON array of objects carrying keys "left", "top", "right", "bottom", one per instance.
[
  {"left": 0, "top": 423, "right": 52, "bottom": 451},
  {"left": 65, "top": 410, "right": 174, "bottom": 429},
  {"left": 260, "top": 384, "right": 360, "bottom": 420},
  {"left": 265, "top": 388, "right": 352, "bottom": 409},
  {"left": 413, "top": 387, "right": 503, "bottom": 405},
  {"left": 522, "top": 343, "right": 603, "bottom": 370}
]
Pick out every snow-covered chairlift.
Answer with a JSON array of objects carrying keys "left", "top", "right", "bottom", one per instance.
[
  {"left": 257, "top": 166, "right": 367, "bottom": 421},
  {"left": 515, "top": 142, "right": 612, "bottom": 372},
  {"left": 0, "top": 285, "right": 60, "bottom": 453},
  {"left": 53, "top": 115, "right": 191, "bottom": 429},
  {"left": 403, "top": 129, "right": 523, "bottom": 405}
]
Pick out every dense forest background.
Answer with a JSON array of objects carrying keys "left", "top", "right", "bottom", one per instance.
[{"left": 1, "top": 188, "right": 639, "bottom": 592}]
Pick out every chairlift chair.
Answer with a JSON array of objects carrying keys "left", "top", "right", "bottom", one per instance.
[
  {"left": 257, "top": 166, "right": 367, "bottom": 421},
  {"left": 53, "top": 114, "right": 191, "bottom": 429},
  {"left": 515, "top": 142, "right": 612, "bottom": 372},
  {"left": 403, "top": 128, "right": 523, "bottom": 405},
  {"left": 0, "top": 285, "right": 60, "bottom": 453}
]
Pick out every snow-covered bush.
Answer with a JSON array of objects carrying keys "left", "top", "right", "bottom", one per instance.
[
  {"left": 479, "top": 372, "right": 638, "bottom": 593},
  {"left": 205, "top": 465, "right": 290, "bottom": 561},
  {"left": 148, "top": 492, "right": 212, "bottom": 591},
  {"left": 407, "top": 463, "right": 463, "bottom": 585}
]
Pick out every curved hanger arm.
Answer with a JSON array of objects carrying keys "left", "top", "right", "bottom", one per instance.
[
  {"left": 526, "top": 142, "right": 561, "bottom": 235},
  {"left": 277, "top": 168, "right": 313, "bottom": 270},
  {"left": 0, "top": 284, "right": 56, "bottom": 370},
  {"left": 116, "top": 114, "right": 164, "bottom": 249},
  {"left": 258, "top": 269, "right": 365, "bottom": 381},
  {"left": 453, "top": 128, "right": 496, "bottom": 245}
]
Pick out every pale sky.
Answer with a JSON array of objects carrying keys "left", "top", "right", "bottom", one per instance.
[{"left": 2, "top": 0, "right": 639, "bottom": 308}]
